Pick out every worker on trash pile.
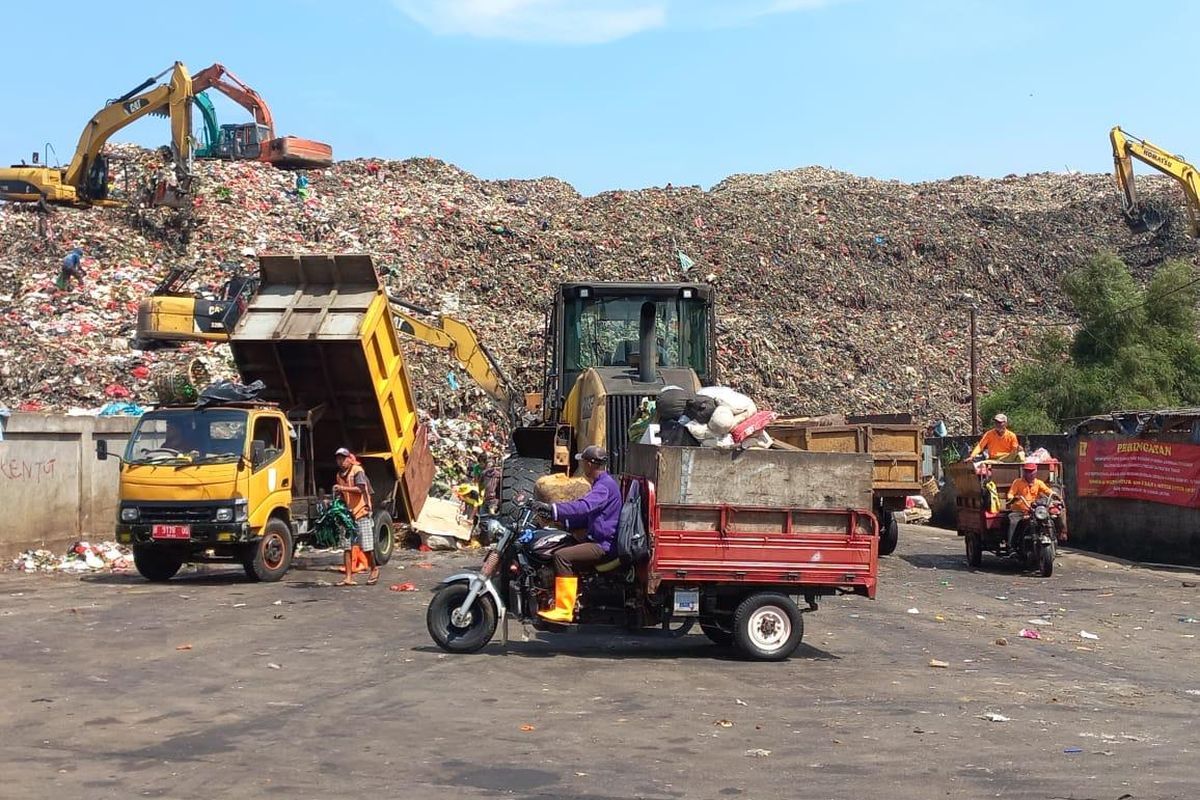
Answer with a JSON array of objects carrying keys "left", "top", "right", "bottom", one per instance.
[
  {"left": 1005, "top": 461, "right": 1055, "bottom": 552},
  {"left": 531, "top": 445, "right": 621, "bottom": 623},
  {"left": 55, "top": 247, "right": 86, "bottom": 291},
  {"left": 967, "top": 413, "right": 1021, "bottom": 461},
  {"left": 334, "top": 447, "right": 379, "bottom": 586}
]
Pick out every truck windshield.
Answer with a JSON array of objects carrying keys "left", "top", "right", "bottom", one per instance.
[
  {"left": 125, "top": 409, "right": 249, "bottom": 465},
  {"left": 564, "top": 296, "right": 709, "bottom": 376}
]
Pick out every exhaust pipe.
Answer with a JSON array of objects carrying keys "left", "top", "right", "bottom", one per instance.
[{"left": 638, "top": 301, "right": 657, "bottom": 384}]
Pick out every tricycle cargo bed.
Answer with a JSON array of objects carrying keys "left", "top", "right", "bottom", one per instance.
[
  {"left": 626, "top": 443, "right": 873, "bottom": 509},
  {"left": 647, "top": 499, "right": 878, "bottom": 597}
]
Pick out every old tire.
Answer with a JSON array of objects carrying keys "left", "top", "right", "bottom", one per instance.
[
  {"left": 427, "top": 582, "right": 498, "bottom": 653},
  {"left": 373, "top": 510, "right": 394, "bottom": 565},
  {"left": 133, "top": 546, "right": 183, "bottom": 582},
  {"left": 878, "top": 513, "right": 899, "bottom": 556},
  {"left": 965, "top": 532, "right": 983, "bottom": 568},
  {"left": 1039, "top": 543, "right": 1054, "bottom": 578},
  {"left": 499, "top": 455, "right": 552, "bottom": 526},
  {"left": 732, "top": 593, "right": 804, "bottom": 661},
  {"left": 244, "top": 518, "right": 293, "bottom": 582},
  {"left": 700, "top": 619, "right": 734, "bottom": 647}
]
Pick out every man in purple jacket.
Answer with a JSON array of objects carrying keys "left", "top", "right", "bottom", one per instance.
[{"left": 531, "top": 445, "right": 621, "bottom": 623}]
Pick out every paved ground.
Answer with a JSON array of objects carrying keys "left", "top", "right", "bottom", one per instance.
[{"left": 2, "top": 525, "right": 1198, "bottom": 800}]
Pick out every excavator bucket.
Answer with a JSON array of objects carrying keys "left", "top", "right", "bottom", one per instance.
[{"left": 1126, "top": 206, "right": 1166, "bottom": 235}]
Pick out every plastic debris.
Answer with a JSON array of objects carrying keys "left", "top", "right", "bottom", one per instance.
[
  {"left": 175, "top": 644, "right": 193, "bottom": 651},
  {"left": 745, "top": 749, "right": 772, "bottom": 758},
  {"left": 390, "top": 582, "right": 418, "bottom": 592},
  {"left": 928, "top": 659, "right": 950, "bottom": 668},
  {"left": 1063, "top": 747, "right": 1083, "bottom": 754},
  {"left": 520, "top": 724, "right": 536, "bottom": 732},
  {"left": 981, "top": 712, "right": 1010, "bottom": 722},
  {"left": 11, "top": 540, "right": 131, "bottom": 573},
  {"left": 995, "top": 637, "right": 1008, "bottom": 646},
  {"left": 1079, "top": 630, "right": 1100, "bottom": 640},
  {"left": 1019, "top": 629, "right": 1041, "bottom": 640},
  {"left": 906, "top": 608, "right": 920, "bottom": 615}
]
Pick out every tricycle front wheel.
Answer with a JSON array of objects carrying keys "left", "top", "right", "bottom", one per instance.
[
  {"left": 965, "top": 532, "right": 982, "bottom": 568},
  {"left": 732, "top": 593, "right": 804, "bottom": 661},
  {"left": 427, "top": 582, "right": 497, "bottom": 653},
  {"left": 1039, "top": 543, "right": 1055, "bottom": 577}
]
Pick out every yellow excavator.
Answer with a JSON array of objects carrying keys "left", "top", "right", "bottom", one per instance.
[
  {"left": 1110, "top": 126, "right": 1200, "bottom": 236},
  {"left": 134, "top": 275, "right": 518, "bottom": 420},
  {"left": 0, "top": 62, "right": 193, "bottom": 206}
]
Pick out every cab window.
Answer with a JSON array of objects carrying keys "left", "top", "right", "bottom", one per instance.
[{"left": 251, "top": 417, "right": 285, "bottom": 471}]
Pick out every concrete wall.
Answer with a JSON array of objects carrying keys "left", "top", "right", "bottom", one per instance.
[
  {"left": 926, "top": 433, "right": 1200, "bottom": 567},
  {"left": 0, "top": 414, "right": 138, "bottom": 557}
]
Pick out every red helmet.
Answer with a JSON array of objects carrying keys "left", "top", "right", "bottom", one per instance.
[{"left": 1022, "top": 461, "right": 1038, "bottom": 472}]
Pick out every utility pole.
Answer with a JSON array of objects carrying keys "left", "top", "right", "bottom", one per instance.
[{"left": 969, "top": 306, "right": 979, "bottom": 436}]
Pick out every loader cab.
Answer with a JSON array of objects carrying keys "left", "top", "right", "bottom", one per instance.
[{"left": 546, "top": 283, "right": 716, "bottom": 416}]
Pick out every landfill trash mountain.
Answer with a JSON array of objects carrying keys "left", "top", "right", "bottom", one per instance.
[{"left": 1, "top": 143, "right": 1193, "bottom": 437}]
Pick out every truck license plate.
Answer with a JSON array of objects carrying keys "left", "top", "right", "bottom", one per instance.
[
  {"left": 152, "top": 524, "right": 191, "bottom": 540},
  {"left": 673, "top": 589, "right": 699, "bottom": 614}
]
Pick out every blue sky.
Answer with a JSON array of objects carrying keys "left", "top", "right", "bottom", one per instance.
[{"left": 2, "top": 0, "right": 1198, "bottom": 195}]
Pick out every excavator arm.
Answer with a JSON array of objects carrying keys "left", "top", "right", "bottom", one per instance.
[
  {"left": 1110, "top": 126, "right": 1200, "bottom": 236},
  {"left": 192, "top": 63, "right": 274, "bottom": 134},
  {"left": 389, "top": 296, "right": 520, "bottom": 423},
  {"left": 193, "top": 92, "right": 220, "bottom": 157},
  {"left": 64, "top": 62, "right": 193, "bottom": 195}
]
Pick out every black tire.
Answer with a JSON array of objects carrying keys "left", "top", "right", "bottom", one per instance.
[
  {"left": 965, "top": 532, "right": 983, "bottom": 568},
  {"left": 427, "top": 582, "right": 498, "bottom": 653},
  {"left": 1039, "top": 543, "right": 1054, "bottom": 578},
  {"left": 732, "top": 593, "right": 805, "bottom": 661},
  {"left": 373, "top": 510, "right": 394, "bottom": 566},
  {"left": 878, "top": 512, "right": 899, "bottom": 556},
  {"left": 700, "top": 621, "right": 734, "bottom": 647},
  {"left": 244, "top": 518, "right": 293, "bottom": 582},
  {"left": 499, "top": 455, "right": 552, "bottom": 526},
  {"left": 133, "top": 546, "right": 183, "bottom": 582}
]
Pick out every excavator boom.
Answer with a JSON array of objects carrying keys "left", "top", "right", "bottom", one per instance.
[
  {"left": 1110, "top": 126, "right": 1200, "bottom": 236},
  {"left": 191, "top": 62, "right": 332, "bottom": 169}
]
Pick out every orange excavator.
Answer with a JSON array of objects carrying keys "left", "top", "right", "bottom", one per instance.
[{"left": 191, "top": 63, "right": 332, "bottom": 169}]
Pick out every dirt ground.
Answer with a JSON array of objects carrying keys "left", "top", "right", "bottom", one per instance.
[{"left": 2, "top": 525, "right": 1198, "bottom": 799}]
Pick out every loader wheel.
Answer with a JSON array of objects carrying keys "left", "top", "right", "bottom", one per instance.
[
  {"left": 499, "top": 456, "right": 552, "bottom": 527},
  {"left": 965, "top": 532, "right": 983, "bottom": 568}
]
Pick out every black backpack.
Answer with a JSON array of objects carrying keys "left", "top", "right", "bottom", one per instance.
[{"left": 617, "top": 480, "right": 650, "bottom": 565}]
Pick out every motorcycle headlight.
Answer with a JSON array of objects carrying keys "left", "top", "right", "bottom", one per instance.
[
  {"left": 215, "top": 507, "right": 235, "bottom": 523},
  {"left": 1033, "top": 505, "right": 1050, "bottom": 521},
  {"left": 485, "top": 518, "right": 507, "bottom": 539},
  {"left": 120, "top": 507, "right": 139, "bottom": 522}
]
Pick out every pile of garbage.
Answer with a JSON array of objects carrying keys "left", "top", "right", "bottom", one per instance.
[
  {"left": 1, "top": 143, "right": 1193, "bottom": 432},
  {"left": 647, "top": 385, "right": 775, "bottom": 449},
  {"left": 11, "top": 540, "right": 132, "bottom": 573}
]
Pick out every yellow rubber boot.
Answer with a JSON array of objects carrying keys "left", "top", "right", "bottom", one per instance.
[{"left": 537, "top": 576, "right": 578, "bottom": 623}]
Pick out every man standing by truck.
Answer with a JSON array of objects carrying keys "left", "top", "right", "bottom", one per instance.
[{"left": 334, "top": 447, "right": 379, "bottom": 586}]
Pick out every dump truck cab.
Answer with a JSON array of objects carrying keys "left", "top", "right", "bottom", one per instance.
[{"left": 502, "top": 282, "right": 716, "bottom": 517}]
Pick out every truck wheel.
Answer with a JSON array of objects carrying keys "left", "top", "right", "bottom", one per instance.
[
  {"left": 244, "top": 518, "right": 293, "bottom": 582},
  {"left": 499, "top": 456, "right": 552, "bottom": 526},
  {"left": 373, "top": 510, "right": 394, "bottom": 566},
  {"left": 133, "top": 546, "right": 183, "bottom": 582},
  {"left": 1039, "top": 543, "right": 1054, "bottom": 578},
  {"left": 965, "top": 532, "right": 983, "bottom": 568},
  {"left": 879, "top": 512, "right": 899, "bottom": 556},
  {"left": 427, "top": 582, "right": 497, "bottom": 653},
  {"left": 732, "top": 593, "right": 804, "bottom": 661}
]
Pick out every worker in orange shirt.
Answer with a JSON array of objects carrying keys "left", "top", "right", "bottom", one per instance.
[
  {"left": 1005, "top": 461, "right": 1055, "bottom": 552},
  {"left": 968, "top": 413, "right": 1022, "bottom": 462}
]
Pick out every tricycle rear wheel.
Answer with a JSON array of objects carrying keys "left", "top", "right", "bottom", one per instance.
[
  {"left": 879, "top": 513, "right": 899, "bottom": 556},
  {"left": 732, "top": 593, "right": 804, "bottom": 661}
]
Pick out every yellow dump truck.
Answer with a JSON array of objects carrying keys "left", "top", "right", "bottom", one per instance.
[
  {"left": 98, "top": 254, "right": 433, "bottom": 582},
  {"left": 768, "top": 416, "right": 924, "bottom": 555}
]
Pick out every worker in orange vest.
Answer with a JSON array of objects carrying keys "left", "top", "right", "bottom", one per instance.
[{"left": 334, "top": 448, "right": 380, "bottom": 586}]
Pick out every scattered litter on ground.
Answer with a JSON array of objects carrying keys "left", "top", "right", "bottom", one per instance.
[
  {"left": 266, "top": 663, "right": 282, "bottom": 670},
  {"left": 907, "top": 608, "right": 920, "bottom": 615},
  {"left": 175, "top": 643, "right": 193, "bottom": 651},
  {"left": 715, "top": 719, "right": 734, "bottom": 728},
  {"left": 995, "top": 637, "right": 1008, "bottom": 646},
  {"left": 520, "top": 724, "right": 536, "bottom": 732},
  {"left": 929, "top": 659, "right": 950, "bottom": 668},
  {"left": 981, "top": 712, "right": 1010, "bottom": 722},
  {"left": 1019, "top": 628, "right": 1042, "bottom": 640},
  {"left": 1079, "top": 630, "right": 1100, "bottom": 640},
  {"left": 11, "top": 541, "right": 131, "bottom": 573},
  {"left": 745, "top": 749, "right": 772, "bottom": 758},
  {"left": 735, "top": 698, "right": 748, "bottom": 706},
  {"left": 1063, "top": 747, "right": 1083, "bottom": 754},
  {"left": 1027, "top": 618, "right": 1050, "bottom": 625},
  {"left": 390, "top": 582, "right": 418, "bottom": 592}
]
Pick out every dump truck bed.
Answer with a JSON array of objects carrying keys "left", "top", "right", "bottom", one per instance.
[
  {"left": 628, "top": 445, "right": 878, "bottom": 597},
  {"left": 229, "top": 253, "right": 431, "bottom": 519}
]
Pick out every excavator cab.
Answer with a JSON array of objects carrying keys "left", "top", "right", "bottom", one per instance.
[{"left": 213, "top": 124, "right": 271, "bottom": 160}]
